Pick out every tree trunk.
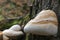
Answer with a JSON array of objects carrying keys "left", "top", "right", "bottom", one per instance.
[{"left": 28, "top": 0, "right": 60, "bottom": 40}]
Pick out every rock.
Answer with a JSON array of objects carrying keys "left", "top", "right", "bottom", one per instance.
[{"left": 24, "top": 10, "right": 58, "bottom": 36}]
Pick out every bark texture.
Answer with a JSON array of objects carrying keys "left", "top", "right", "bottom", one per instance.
[{"left": 28, "top": 0, "right": 60, "bottom": 40}]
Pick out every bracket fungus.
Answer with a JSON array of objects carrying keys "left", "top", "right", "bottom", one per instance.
[
  {"left": 3, "top": 25, "right": 23, "bottom": 37},
  {"left": 24, "top": 10, "right": 58, "bottom": 36}
]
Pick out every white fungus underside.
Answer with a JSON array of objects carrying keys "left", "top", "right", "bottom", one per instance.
[
  {"left": 24, "top": 23, "right": 57, "bottom": 35},
  {"left": 3, "top": 29, "right": 23, "bottom": 36}
]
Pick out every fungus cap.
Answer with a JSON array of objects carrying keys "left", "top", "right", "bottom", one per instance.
[
  {"left": 9, "top": 25, "right": 21, "bottom": 31},
  {"left": 24, "top": 10, "right": 58, "bottom": 36}
]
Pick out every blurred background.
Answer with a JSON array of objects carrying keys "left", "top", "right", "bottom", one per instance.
[{"left": 0, "top": 0, "right": 31, "bottom": 30}]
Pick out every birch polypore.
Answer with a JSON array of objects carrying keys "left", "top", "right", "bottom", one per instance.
[
  {"left": 24, "top": 10, "right": 58, "bottom": 36},
  {"left": 3, "top": 25, "right": 23, "bottom": 37}
]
